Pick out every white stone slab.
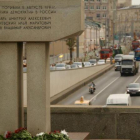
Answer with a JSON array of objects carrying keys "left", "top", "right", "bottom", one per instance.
[{"left": 0, "top": 0, "right": 84, "bottom": 42}]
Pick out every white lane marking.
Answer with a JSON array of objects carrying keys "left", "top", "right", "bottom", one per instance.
[
  {"left": 133, "top": 75, "right": 140, "bottom": 83},
  {"left": 125, "top": 74, "right": 140, "bottom": 94},
  {"left": 89, "top": 77, "right": 119, "bottom": 102}
]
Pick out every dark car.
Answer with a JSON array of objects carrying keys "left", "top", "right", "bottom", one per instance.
[{"left": 127, "top": 83, "right": 140, "bottom": 96}]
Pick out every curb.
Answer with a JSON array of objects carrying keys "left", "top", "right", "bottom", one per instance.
[{"left": 51, "top": 64, "right": 114, "bottom": 105}]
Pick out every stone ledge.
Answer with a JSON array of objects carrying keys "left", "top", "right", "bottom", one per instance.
[{"left": 68, "top": 132, "right": 89, "bottom": 140}]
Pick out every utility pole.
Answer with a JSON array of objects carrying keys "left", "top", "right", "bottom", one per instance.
[
  {"left": 96, "top": 27, "right": 97, "bottom": 48},
  {"left": 76, "top": 36, "right": 79, "bottom": 59},
  {"left": 113, "top": 0, "right": 117, "bottom": 47},
  {"left": 119, "top": 15, "right": 121, "bottom": 46},
  {"left": 131, "top": 18, "right": 134, "bottom": 38},
  {"left": 105, "top": 19, "right": 107, "bottom": 48}
]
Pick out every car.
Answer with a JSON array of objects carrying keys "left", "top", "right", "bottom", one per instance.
[
  {"left": 66, "top": 65, "right": 71, "bottom": 69},
  {"left": 129, "top": 51, "right": 134, "bottom": 56},
  {"left": 127, "top": 83, "right": 140, "bottom": 96},
  {"left": 114, "top": 54, "right": 123, "bottom": 62},
  {"left": 50, "top": 66, "right": 56, "bottom": 71},
  {"left": 97, "top": 59, "right": 105, "bottom": 65},
  {"left": 89, "top": 59, "right": 97, "bottom": 66},
  {"left": 83, "top": 62, "right": 92, "bottom": 67},
  {"left": 71, "top": 64, "right": 79, "bottom": 69},
  {"left": 106, "top": 58, "right": 110, "bottom": 61},
  {"left": 114, "top": 62, "right": 121, "bottom": 71},
  {"left": 73, "top": 62, "right": 83, "bottom": 68},
  {"left": 55, "top": 63, "right": 66, "bottom": 70},
  {"left": 106, "top": 94, "right": 131, "bottom": 106}
]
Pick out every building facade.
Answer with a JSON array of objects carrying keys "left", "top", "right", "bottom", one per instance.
[
  {"left": 116, "top": 5, "right": 140, "bottom": 37},
  {"left": 84, "top": 0, "right": 109, "bottom": 24}
]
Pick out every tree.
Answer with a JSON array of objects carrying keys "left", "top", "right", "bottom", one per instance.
[{"left": 66, "top": 37, "right": 76, "bottom": 64}]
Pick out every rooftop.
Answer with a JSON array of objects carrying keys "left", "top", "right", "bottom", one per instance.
[{"left": 118, "top": 5, "right": 140, "bottom": 10}]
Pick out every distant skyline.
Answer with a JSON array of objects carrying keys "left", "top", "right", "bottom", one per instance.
[{"left": 132, "top": 0, "right": 140, "bottom": 5}]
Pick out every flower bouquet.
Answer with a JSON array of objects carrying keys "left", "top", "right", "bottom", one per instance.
[{"left": 0, "top": 128, "right": 70, "bottom": 140}]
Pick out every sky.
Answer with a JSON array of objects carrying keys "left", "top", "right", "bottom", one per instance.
[{"left": 132, "top": 0, "right": 140, "bottom": 5}]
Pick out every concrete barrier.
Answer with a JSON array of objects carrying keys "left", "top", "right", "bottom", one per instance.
[
  {"left": 51, "top": 106, "right": 139, "bottom": 140},
  {"left": 23, "top": 64, "right": 112, "bottom": 106},
  {"left": 24, "top": 106, "right": 139, "bottom": 140}
]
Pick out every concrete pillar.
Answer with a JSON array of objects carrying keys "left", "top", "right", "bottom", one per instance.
[
  {"left": 0, "top": 43, "right": 23, "bottom": 133},
  {"left": 27, "top": 43, "right": 50, "bottom": 135}
]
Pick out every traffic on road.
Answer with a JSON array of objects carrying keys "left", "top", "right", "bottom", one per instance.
[{"left": 56, "top": 51, "right": 140, "bottom": 107}]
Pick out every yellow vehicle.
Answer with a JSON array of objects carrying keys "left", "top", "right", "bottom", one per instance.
[{"left": 74, "top": 96, "right": 90, "bottom": 105}]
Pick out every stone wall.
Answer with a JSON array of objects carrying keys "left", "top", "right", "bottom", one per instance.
[{"left": 50, "top": 106, "right": 140, "bottom": 140}]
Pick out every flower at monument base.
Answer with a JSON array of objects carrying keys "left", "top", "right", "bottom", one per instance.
[
  {"left": 61, "top": 130, "right": 69, "bottom": 137},
  {"left": 36, "top": 132, "right": 45, "bottom": 136},
  {"left": 49, "top": 130, "right": 60, "bottom": 134},
  {"left": 15, "top": 127, "right": 26, "bottom": 133},
  {"left": 4, "top": 131, "right": 12, "bottom": 139}
]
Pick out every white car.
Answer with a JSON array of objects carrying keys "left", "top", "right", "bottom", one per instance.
[
  {"left": 73, "top": 62, "right": 83, "bottom": 68},
  {"left": 66, "top": 65, "right": 71, "bottom": 69},
  {"left": 129, "top": 51, "right": 134, "bottom": 56},
  {"left": 89, "top": 59, "right": 97, "bottom": 66},
  {"left": 83, "top": 62, "right": 92, "bottom": 67},
  {"left": 106, "top": 58, "right": 111, "bottom": 62},
  {"left": 97, "top": 59, "right": 105, "bottom": 65},
  {"left": 106, "top": 94, "right": 131, "bottom": 106},
  {"left": 55, "top": 63, "right": 66, "bottom": 70},
  {"left": 50, "top": 66, "right": 56, "bottom": 71},
  {"left": 71, "top": 64, "right": 79, "bottom": 69}
]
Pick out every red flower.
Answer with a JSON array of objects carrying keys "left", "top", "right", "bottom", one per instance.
[
  {"left": 54, "top": 130, "right": 60, "bottom": 133},
  {"left": 49, "top": 130, "right": 60, "bottom": 134},
  {"left": 6, "top": 131, "right": 12, "bottom": 139},
  {"left": 15, "top": 128, "right": 26, "bottom": 133}
]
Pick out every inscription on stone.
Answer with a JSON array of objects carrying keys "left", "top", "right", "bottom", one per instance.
[
  {"left": 0, "top": 5, "right": 56, "bottom": 30},
  {"left": 0, "top": 0, "right": 84, "bottom": 42}
]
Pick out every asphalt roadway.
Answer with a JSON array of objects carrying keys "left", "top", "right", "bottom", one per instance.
[{"left": 57, "top": 64, "right": 140, "bottom": 106}]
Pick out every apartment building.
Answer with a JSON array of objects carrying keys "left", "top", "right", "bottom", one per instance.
[
  {"left": 84, "top": 0, "right": 109, "bottom": 24},
  {"left": 116, "top": 5, "right": 140, "bottom": 37}
]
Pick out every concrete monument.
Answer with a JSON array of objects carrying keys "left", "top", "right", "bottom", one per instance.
[{"left": 0, "top": 0, "right": 84, "bottom": 135}]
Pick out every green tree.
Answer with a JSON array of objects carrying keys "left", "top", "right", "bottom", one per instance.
[{"left": 66, "top": 37, "right": 76, "bottom": 64}]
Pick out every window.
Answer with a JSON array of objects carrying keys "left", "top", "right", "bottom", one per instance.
[
  {"left": 85, "top": 0, "right": 88, "bottom": 2},
  {"left": 122, "top": 60, "right": 133, "bottom": 65},
  {"left": 103, "top": 6, "right": 107, "bottom": 10},
  {"left": 102, "top": 0, "right": 107, "bottom": 2},
  {"left": 86, "top": 17, "right": 93, "bottom": 20},
  {"left": 103, "top": 14, "right": 106, "bottom": 17},
  {"left": 85, "top": 5, "right": 88, "bottom": 9},
  {"left": 97, "top": 0, "right": 100, "bottom": 1},
  {"left": 90, "top": 6, "right": 94, "bottom": 10},
  {"left": 96, "top": 6, "right": 100, "bottom": 9},
  {"left": 97, "top": 14, "right": 100, "bottom": 17},
  {"left": 90, "top": 0, "right": 94, "bottom": 2}
]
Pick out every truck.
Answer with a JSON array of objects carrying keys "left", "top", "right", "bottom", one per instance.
[
  {"left": 106, "top": 94, "right": 131, "bottom": 106},
  {"left": 120, "top": 55, "right": 139, "bottom": 76},
  {"left": 132, "top": 32, "right": 140, "bottom": 50}
]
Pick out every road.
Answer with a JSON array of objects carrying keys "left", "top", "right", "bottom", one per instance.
[{"left": 56, "top": 66, "right": 140, "bottom": 106}]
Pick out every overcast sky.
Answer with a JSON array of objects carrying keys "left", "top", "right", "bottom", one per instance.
[{"left": 132, "top": 0, "right": 140, "bottom": 5}]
